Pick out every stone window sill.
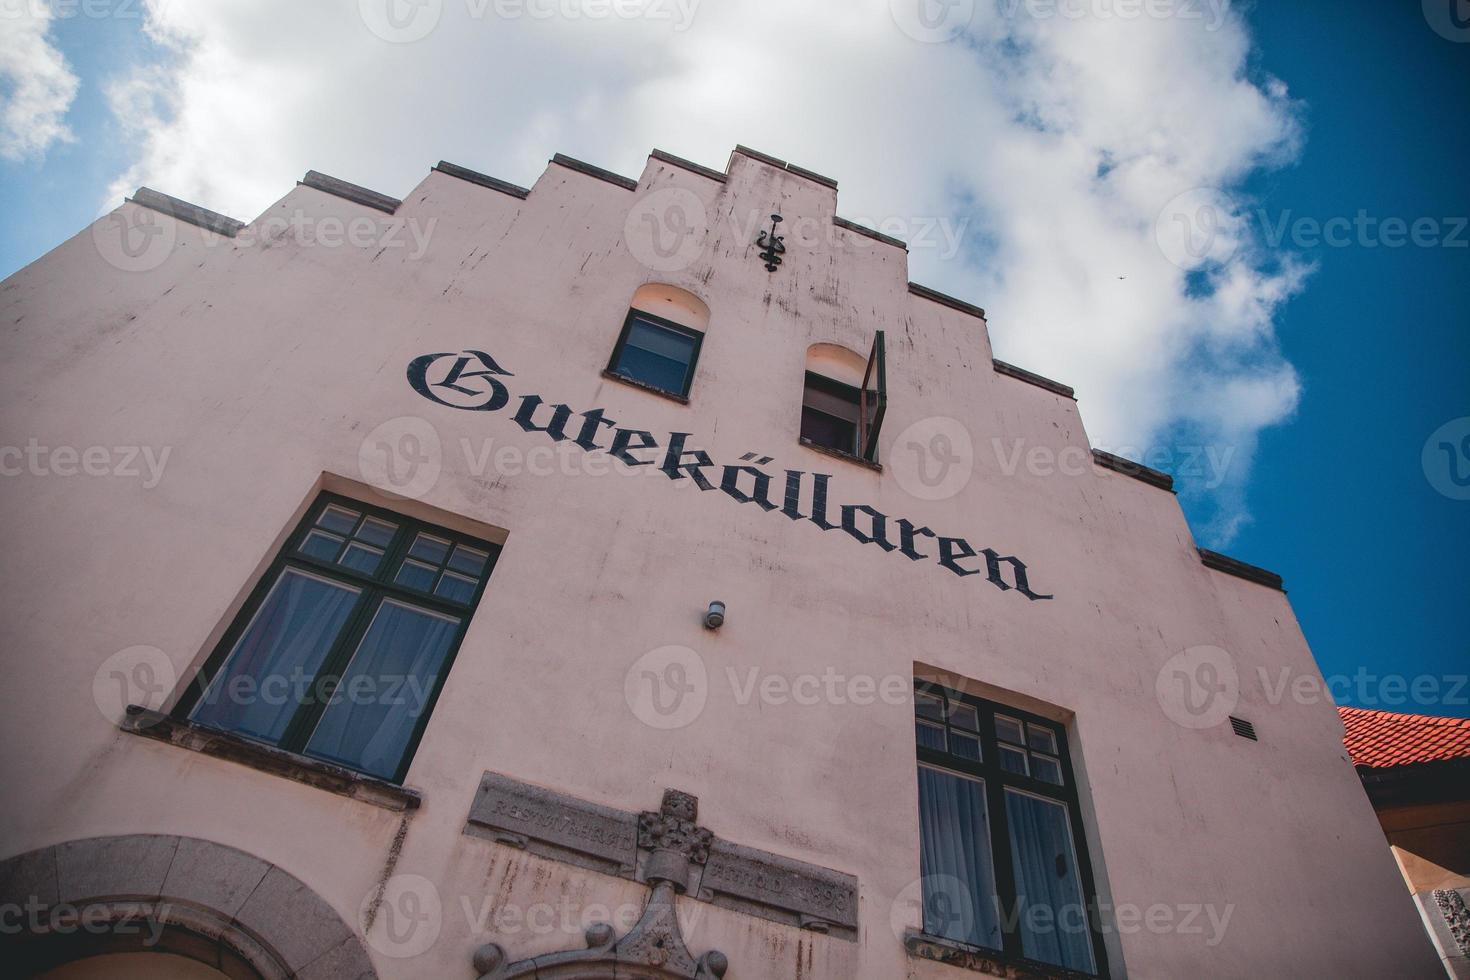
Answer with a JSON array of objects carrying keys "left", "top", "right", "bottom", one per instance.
[
  {"left": 798, "top": 437, "right": 883, "bottom": 472},
  {"left": 121, "top": 705, "right": 422, "bottom": 812},
  {"left": 904, "top": 931, "right": 1101, "bottom": 980},
  {"left": 601, "top": 369, "right": 691, "bottom": 405}
]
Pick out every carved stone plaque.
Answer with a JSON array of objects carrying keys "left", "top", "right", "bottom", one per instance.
[
  {"left": 699, "top": 840, "right": 859, "bottom": 938},
  {"left": 463, "top": 774, "right": 860, "bottom": 942},
  {"left": 464, "top": 771, "right": 638, "bottom": 878}
]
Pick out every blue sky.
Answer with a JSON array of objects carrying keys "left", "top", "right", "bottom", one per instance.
[{"left": 1, "top": 1, "right": 1465, "bottom": 716}]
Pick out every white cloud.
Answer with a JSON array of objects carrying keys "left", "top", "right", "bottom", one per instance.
[
  {"left": 103, "top": 0, "right": 1309, "bottom": 544},
  {"left": 0, "top": 1, "right": 80, "bottom": 160}
]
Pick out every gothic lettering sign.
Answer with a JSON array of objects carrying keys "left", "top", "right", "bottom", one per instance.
[
  {"left": 408, "top": 350, "right": 1052, "bottom": 600},
  {"left": 700, "top": 840, "right": 859, "bottom": 935}
]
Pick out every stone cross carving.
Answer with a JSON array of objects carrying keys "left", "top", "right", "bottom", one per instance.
[{"left": 471, "top": 789, "right": 728, "bottom": 979}]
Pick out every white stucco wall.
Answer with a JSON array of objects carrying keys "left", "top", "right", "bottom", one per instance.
[{"left": 0, "top": 147, "right": 1439, "bottom": 978}]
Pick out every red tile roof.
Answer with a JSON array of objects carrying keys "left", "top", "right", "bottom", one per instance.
[{"left": 1339, "top": 706, "right": 1470, "bottom": 769}]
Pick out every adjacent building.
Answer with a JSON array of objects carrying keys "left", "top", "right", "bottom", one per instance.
[
  {"left": 1342, "top": 706, "right": 1470, "bottom": 977},
  {"left": 0, "top": 145, "right": 1442, "bottom": 977}
]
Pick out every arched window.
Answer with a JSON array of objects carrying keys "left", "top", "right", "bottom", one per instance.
[
  {"left": 606, "top": 284, "right": 709, "bottom": 400},
  {"left": 801, "top": 334, "right": 886, "bottom": 463}
]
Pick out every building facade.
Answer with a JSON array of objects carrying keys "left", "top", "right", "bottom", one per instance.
[{"left": 0, "top": 145, "right": 1442, "bottom": 978}]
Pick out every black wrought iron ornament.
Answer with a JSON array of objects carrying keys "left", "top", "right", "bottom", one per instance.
[{"left": 756, "top": 213, "right": 785, "bottom": 271}]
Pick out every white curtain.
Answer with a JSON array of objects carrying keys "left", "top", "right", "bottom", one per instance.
[
  {"left": 193, "top": 569, "right": 359, "bottom": 741},
  {"left": 916, "top": 766, "right": 1003, "bottom": 950},
  {"left": 304, "top": 599, "right": 459, "bottom": 779},
  {"left": 1004, "top": 789, "right": 1095, "bottom": 973}
]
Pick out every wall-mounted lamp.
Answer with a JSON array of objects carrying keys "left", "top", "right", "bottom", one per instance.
[{"left": 704, "top": 600, "right": 726, "bottom": 630}]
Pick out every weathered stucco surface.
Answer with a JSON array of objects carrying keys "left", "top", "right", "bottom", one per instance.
[{"left": 0, "top": 147, "right": 1439, "bottom": 977}]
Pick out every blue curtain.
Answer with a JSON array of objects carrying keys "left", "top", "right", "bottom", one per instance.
[
  {"left": 192, "top": 569, "right": 359, "bottom": 741},
  {"left": 304, "top": 599, "right": 459, "bottom": 779},
  {"left": 916, "top": 766, "right": 1003, "bottom": 950},
  {"left": 1004, "top": 789, "right": 1095, "bottom": 973}
]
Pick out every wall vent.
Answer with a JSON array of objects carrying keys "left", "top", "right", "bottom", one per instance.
[{"left": 1229, "top": 716, "right": 1258, "bottom": 741}]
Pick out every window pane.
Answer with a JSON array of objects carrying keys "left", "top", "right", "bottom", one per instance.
[
  {"left": 1004, "top": 790, "right": 1095, "bottom": 974},
  {"left": 339, "top": 542, "right": 384, "bottom": 574},
  {"left": 915, "top": 692, "right": 945, "bottom": 720},
  {"left": 305, "top": 599, "right": 460, "bottom": 780},
  {"left": 614, "top": 319, "right": 695, "bottom": 394},
  {"left": 448, "top": 545, "right": 489, "bottom": 575},
  {"left": 949, "top": 703, "right": 979, "bottom": 731},
  {"left": 300, "top": 530, "right": 344, "bottom": 561},
  {"left": 316, "top": 504, "right": 359, "bottom": 535},
  {"left": 995, "top": 715, "right": 1025, "bottom": 745},
  {"left": 409, "top": 533, "right": 450, "bottom": 565},
  {"left": 1032, "top": 754, "right": 1064, "bottom": 786},
  {"left": 356, "top": 517, "right": 398, "bottom": 548},
  {"left": 916, "top": 766, "right": 1003, "bottom": 951},
  {"left": 396, "top": 558, "right": 438, "bottom": 592},
  {"left": 950, "top": 733, "right": 982, "bottom": 761},
  {"left": 192, "top": 569, "right": 360, "bottom": 743},
  {"left": 434, "top": 570, "right": 478, "bottom": 604},
  {"left": 1028, "top": 727, "right": 1058, "bottom": 755},
  {"left": 999, "top": 744, "right": 1029, "bottom": 776},
  {"left": 916, "top": 720, "right": 946, "bottom": 751}
]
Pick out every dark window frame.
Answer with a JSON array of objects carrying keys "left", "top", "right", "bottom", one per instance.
[
  {"left": 913, "top": 681, "right": 1110, "bottom": 977},
  {"left": 174, "top": 492, "right": 500, "bottom": 785},
  {"left": 606, "top": 308, "right": 705, "bottom": 400},
  {"left": 800, "top": 331, "right": 886, "bottom": 465}
]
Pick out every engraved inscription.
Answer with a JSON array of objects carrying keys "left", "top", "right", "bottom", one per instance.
[{"left": 466, "top": 772, "right": 638, "bottom": 875}]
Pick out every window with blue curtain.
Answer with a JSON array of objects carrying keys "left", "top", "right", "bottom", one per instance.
[
  {"left": 183, "top": 495, "right": 499, "bottom": 783},
  {"left": 913, "top": 684, "right": 1105, "bottom": 975},
  {"left": 607, "top": 310, "right": 703, "bottom": 398}
]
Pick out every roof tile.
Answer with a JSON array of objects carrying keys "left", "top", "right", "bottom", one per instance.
[{"left": 1338, "top": 705, "right": 1470, "bottom": 769}]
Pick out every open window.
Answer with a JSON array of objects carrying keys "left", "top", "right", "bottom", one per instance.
[
  {"left": 800, "top": 333, "right": 886, "bottom": 463},
  {"left": 606, "top": 284, "right": 709, "bottom": 400}
]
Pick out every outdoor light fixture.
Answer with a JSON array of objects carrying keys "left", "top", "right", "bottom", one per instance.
[{"left": 704, "top": 600, "right": 726, "bottom": 629}]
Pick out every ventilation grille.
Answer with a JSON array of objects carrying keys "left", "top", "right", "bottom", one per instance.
[{"left": 1229, "top": 716, "right": 1258, "bottom": 741}]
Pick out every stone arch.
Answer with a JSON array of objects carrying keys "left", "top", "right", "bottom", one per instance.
[{"left": 0, "top": 834, "right": 375, "bottom": 979}]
